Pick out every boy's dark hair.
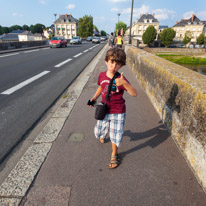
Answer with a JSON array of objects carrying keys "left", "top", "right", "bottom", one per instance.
[
  {"left": 105, "top": 47, "right": 126, "bottom": 66},
  {"left": 111, "top": 32, "right": 114, "bottom": 35}
]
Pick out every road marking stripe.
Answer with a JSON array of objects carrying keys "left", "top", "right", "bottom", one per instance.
[
  {"left": 54, "top": 58, "right": 72, "bottom": 68},
  {"left": 0, "top": 53, "right": 19, "bottom": 58},
  {"left": 83, "top": 49, "right": 89, "bottom": 53},
  {"left": 73, "top": 53, "right": 83, "bottom": 58},
  {"left": 1, "top": 71, "right": 50, "bottom": 95},
  {"left": 41, "top": 47, "right": 50, "bottom": 50},
  {"left": 24, "top": 49, "right": 40, "bottom": 53}
]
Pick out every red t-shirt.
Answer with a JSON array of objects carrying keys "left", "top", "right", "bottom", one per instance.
[{"left": 97, "top": 71, "right": 129, "bottom": 114}]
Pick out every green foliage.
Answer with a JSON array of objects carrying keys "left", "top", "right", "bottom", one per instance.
[
  {"left": 1, "top": 27, "right": 9, "bottom": 34},
  {"left": 160, "top": 28, "right": 176, "bottom": 47},
  {"left": 49, "top": 33, "right": 54, "bottom": 40},
  {"left": 142, "top": 26, "right": 157, "bottom": 46},
  {"left": 157, "top": 54, "right": 206, "bottom": 65},
  {"left": 78, "top": 15, "right": 93, "bottom": 38},
  {"left": 9, "top": 25, "right": 22, "bottom": 32},
  {"left": 101, "top": 30, "right": 106, "bottom": 36},
  {"left": 182, "top": 31, "right": 191, "bottom": 45},
  {"left": 197, "top": 34, "right": 205, "bottom": 45},
  {"left": 115, "top": 21, "right": 127, "bottom": 35},
  {"left": 30, "top": 24, "right": 45, "bottom": 34},
  {"left": 22, "top": 24, "right": 30, "bottom": 31}
]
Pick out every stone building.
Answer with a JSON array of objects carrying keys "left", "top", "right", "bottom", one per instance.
[
  {"left": 54, "top": 14, "right": 78, "bottom": 39},
  {"left": 125, "top": 13, "right": 160, "bottom": 44},
  {"left": 172, "top": 14, "right": 206, "bottom": 43}
]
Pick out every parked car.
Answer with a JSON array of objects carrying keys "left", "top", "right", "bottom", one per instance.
[
  {"left": 92, "top": 37, "right": 101, "bottom": 44},
  {"left": 86, "top": 36, "right": 93, "bottom": 41},
  {"left": 100, "top": 36, "right": 107, "bottom": 41},
  {"left": 177, "top": 44, "right": 185, "bottom": 48},
  {"left": 49, "top": 36, "right": 67, "bottom": 48},
  {"left": 70, "top": 36, "right": 82, "bottom": 44}
]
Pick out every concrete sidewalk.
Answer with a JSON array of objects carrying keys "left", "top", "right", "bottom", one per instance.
[{"left": 20, "top": 45, "right": 206, "bottom": 206}]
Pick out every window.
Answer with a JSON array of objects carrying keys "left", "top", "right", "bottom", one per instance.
[
  {"left": 139, "top": 25, "right": 142, "bottom": 30},
  {"left": 198, "top": 28, "right": 201, "bottom": 31},
  {"left": 144, "top": 25, "right": 147, "bottom": 30}
]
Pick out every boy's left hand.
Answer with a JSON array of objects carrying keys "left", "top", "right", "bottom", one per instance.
[{"left": 115, "top": 72, "right": 126, "bottom": 86}]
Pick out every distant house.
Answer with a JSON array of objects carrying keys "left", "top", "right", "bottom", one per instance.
[
  {"left": 18, "top": 31, "right": 34, "bottom": 41},
  {"left": 54, "top": 14, "right": 78, "bottom": 39},
  {"left": 125, "top": 13, "right": 160, "bottom": 44},
  {"left": 172, "top": 14, "right": 206, "bottom": 43},
  {"left": 0, "top": 30, "right": 25, "bottom": 42},
  {"left": 43, "top": 28, "right": 53, "bottom": 39}
]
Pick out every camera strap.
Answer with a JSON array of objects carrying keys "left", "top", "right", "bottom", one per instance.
[{"left": 105, "top": 72, "right": 120, "bottom": 103}]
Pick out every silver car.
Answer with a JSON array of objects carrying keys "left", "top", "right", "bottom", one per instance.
[
  {"left": 92, "top": 37, "right": 101, "bottom": 44},
  {"left": 70, "top": 36, "right": 82, "bottom": 44}
]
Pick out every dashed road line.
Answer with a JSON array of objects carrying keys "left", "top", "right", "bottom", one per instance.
[
  {"left": 73, "top": 53, "right": 83, "bottom": 58},
  {"left": 83, "top": 49, "right": 89, "bottom": 53},
  {"left": 54, "top": 58, "right": 73, "bottom": 68},
  {"left": 0, "top": 53, "right": 19, "bottom": 58},
  {"left": 24, "top": 49, "right": 40, "bottom": 53},
  {"left": 1, "top": 71, "right": 50, "bottom": 95}
]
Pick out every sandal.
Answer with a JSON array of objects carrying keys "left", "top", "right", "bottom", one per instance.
[
  {"left": 108, "top": 155, "right": 119, "bottom": 169},
  {"left": 99, "top": 138, "right": 104, "bottom": 144}
]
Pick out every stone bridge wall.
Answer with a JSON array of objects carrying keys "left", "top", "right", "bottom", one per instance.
[{"left": 125, "top": 45, "right": 206, "bottom": 191}]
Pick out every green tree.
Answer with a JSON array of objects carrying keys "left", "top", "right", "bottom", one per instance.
[
  {"left": 22, "top": 24, "right": 30, "bottom": 31},
  {"left": 115, "top": 21, "right": 127, "bottom": 35},
  {"left": 9, "top": 25, "right": 22, "bottom": 32},
  {"left": 49, "top": 33, "right": 54, "bottom": 40},
  {"left": 160, "top": 28, "right": 176, "bottom": 47},
  {"left": 1, "top": 27, "right": 9, "bottom": 34},
  {"left": 182, "top": 31, "right": 191, "bottom": 46},
  {"left": 0, "top": 25, "right": 2, "bottom": 35},
  {"left": 101, "top": 30, "right": 106, "bottom": 36},
  {"left": 142, "top": 25, "right": 157, "bottom": 46},
  {"left": 78, "top": 15, "right": 93, "bottom": 38},
  {"left": 197, "top": 33, "right": 205, "bottom": 45},
  {"left": 30, "top": 24, "right": 45, "bottom": 34}
]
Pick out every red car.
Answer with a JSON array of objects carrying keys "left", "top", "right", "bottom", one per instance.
[{"left": 49, "top": 36, "right": 67, "bottom": 48}]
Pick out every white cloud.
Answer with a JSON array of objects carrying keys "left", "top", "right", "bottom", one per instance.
[
  {"left": 197, "top": 11, "right": 206, "bottom": 20},
  {"left": 66, "top": 4, "right": 75, "bottom": 9},
  {"left": 152, "top": 9, "right": 177, "bottom": 20},
  {"left": 183, "top": 11, "right": 195, "bottom": 19},
  {"left": 111, "top": 8, "right": 119, "bottom": 12},
  {"left": 40, "top": 0, "right": 48, "bottom": 4},
  {"left": 107, "top": 0, "right": 128, "bottom": 2},
  {"left": 12, "top": 12, "right": 23, "bottom": 17}
]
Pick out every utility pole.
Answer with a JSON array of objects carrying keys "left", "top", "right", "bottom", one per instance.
[{"left": 129, "top": 0, "right": 134, "bottom": 44}]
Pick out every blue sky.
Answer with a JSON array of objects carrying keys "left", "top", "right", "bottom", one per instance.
[{"left": 1, "top": 0, "right": 206, "bottom": 33}]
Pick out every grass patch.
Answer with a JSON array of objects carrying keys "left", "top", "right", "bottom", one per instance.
[{"left": 157, "top": 54, "right": 206, "bottom": 65}]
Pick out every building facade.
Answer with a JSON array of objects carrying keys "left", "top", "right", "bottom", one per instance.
[
  {"left": 125, "top": 13, "right": 160, "bottom": 44},
  {"left": 54, "top": 14, "right": 78, "bottom": 39},
  {"left": 172, "top": 14, "right": 206, "bottom": 43}
]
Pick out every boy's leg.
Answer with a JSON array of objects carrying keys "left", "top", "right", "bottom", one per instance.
[{"left": 94, "top": 115, "right": 109, "bottom": 141}]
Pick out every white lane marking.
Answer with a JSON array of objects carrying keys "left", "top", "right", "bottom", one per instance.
[
  {"left": 73, "top": 53, "right": 83, "bottom": 58},
  {"left": 54, "top": 58, "right": 72, "bottom": 68},
  {"left": 1, "top": 71, "right": 50, "bottom": 95},
  {"left": 41, "top": 47, "right": 50, "bottom": 50},
  {"left": 0, "top": 53, "right": 19, "bottom": 58},
  {"left": 83, "top": 49, "right": 89, "bottom": 53},
  {"left": 24, "top": 49, "right": 40, "bottom": 53}
]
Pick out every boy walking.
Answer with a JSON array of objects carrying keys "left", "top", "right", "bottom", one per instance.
[{"left": 89, "top": 47, "right": 137, "bottom": 169}]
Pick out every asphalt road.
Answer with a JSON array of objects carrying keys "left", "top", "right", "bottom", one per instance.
[{"left": 0, "top": 41, "right": 105, "bottom": 163}]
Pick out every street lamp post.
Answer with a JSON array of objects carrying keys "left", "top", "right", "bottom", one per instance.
[
  {"left": 117, "top": 13, "right": 121, "bottom": 23},
  {"left": 129, "top": 0, "right": 134, "bottom": 44},
  {"left": 54, "top": 13, "right": 57, "bottom": 21}
]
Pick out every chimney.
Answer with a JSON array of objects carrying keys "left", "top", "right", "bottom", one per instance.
[
  {"left": 181, "top": 18, "right": 183, "bottom": 21},
  {"left": 59, "top": 14, "right": 61, "bottom": 17},
  {"left": 65, "top": 14, "right": 67, "bottom": 18},
  {"left": 192, "top": 14, "right": 195, "bottom": 22},
  {"left": 140, "top": 13, "right": 142, "bottom": 17},
  {"left": 146, "top": 13, "right": 148, "bottom": 16},
  {"left": 153, "top": 13, "right": 155, "bottom": 16},
  {"left": 176, "top": 21, "right": 179, "bottom": 24}
]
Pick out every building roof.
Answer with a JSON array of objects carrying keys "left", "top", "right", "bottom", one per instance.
[
  {"left": 9, "top": 30, "right": 26, "bottom": 34},
  {"left": 173, "top": 14, "right": 204, "bottom": 27},
  {"left": 54, "top": 14, "right": 78, "bottom": 24},
  {"left": 0, "top": 33, "right": 19, "bottom": 41},
  {"left": 159, "top": 26, "right": 168, "bottom": 29},
  {"left": 19, "top": 31, "right": 33, "bottom": 36},
  {"left": 137, "top": 14, "right": 158, "bottom": 23}
]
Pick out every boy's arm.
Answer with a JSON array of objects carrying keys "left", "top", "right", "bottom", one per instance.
[
  {"left": 115, "top": 73, "right": 137, "bottom": 97},
  {"left": 90, "top": 86, "right": 102, "bottom": 102}
]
